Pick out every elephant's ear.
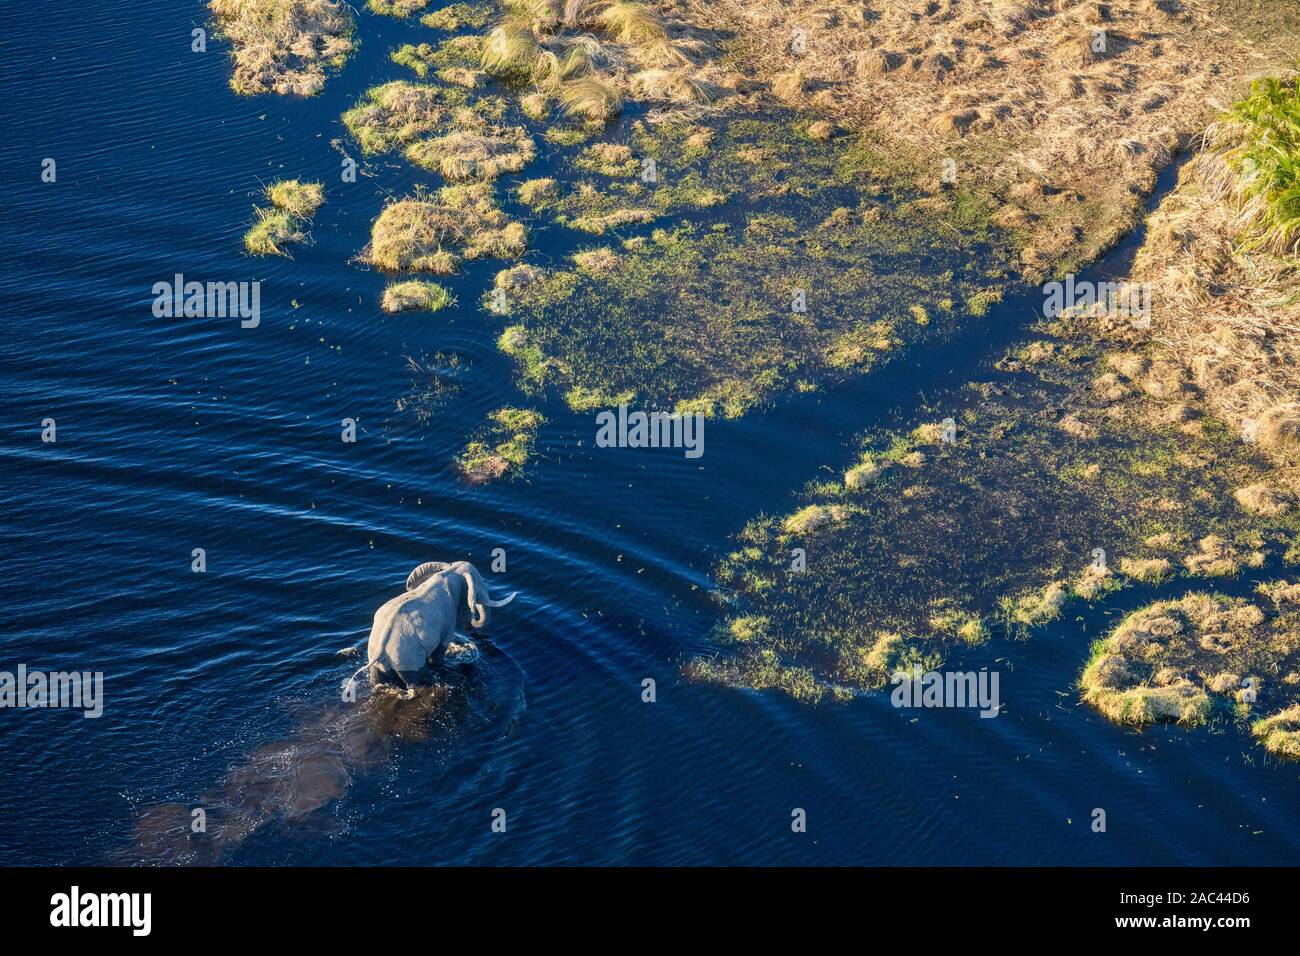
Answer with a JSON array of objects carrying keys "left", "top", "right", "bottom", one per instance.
[{"left": 406, "top": 561, "right": 450, "bottom": 591}]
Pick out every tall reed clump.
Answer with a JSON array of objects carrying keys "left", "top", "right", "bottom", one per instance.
[
  {"left": 342, "top": 81, "right": 534, "bottom": 182},
  {"left": 341, "top": 81, "right": 465, "bottom": 154},
  {"left": 1223, "top": 76, "right": 1300, "bottom": 255},
  {"left": 361, "top": 183, "right": 526, "bottom": 274},
  {"left": 244, "top": 179, "right": 324, "bottom": 256},
  {"left": 380, "top": 280, "right": 455, "bottom": 313},
  {"left": 479, "top": 0, "right": 714, "bottom": 120},
  {"left": 209, "top": 0, "right": 355, "bottom": 96}
]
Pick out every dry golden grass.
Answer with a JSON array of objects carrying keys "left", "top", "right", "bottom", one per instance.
[
  {"left": 380, "top": 280, "right": 454, "bottom": 313},
  {"left": 210, "top": 0, "right": 355, "bottom": 96},
  {"left": 341, "top": 81, "right": 462, "bottom": 155},
  {"left": 1120, "top": 110, "right": 1300, "bottom": 484},
  {"left": 480, "top": 0, "right": 743, "bottom": 117},
  {"left": 267, "top": 179, "right": 324, "bottom": 218},
  {"left": 404, "top": 123, "right": 536, "bottom": 180},
  {"left": 244, "top": 208, "right": 304, "bottom": 256},
  {"left": 1254, "top": 704, "right": 1300, "bottom": 758},
  {"left": 1081, "top": 587, "right": 1300, "bottom": 744},
  {"left": 243, "top": 178, "right": 323, "bottom": 256},
  {"left": 362, "top": 184, "right": 526, "bottom": 273},
  {"left": 662, "top": 0, "right": 1300, "bottom": 275}
]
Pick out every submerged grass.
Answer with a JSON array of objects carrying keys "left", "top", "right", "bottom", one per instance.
[
  {"left": 492, "top": 114, "right": 1010, "bottom": 418},
  {"left": 693, "top": 316, "right": 1298, "bottom": 703}
]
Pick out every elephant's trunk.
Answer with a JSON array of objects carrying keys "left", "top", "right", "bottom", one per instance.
[{"left": 461, "top": 567, "right": 488, "bottom": 629}]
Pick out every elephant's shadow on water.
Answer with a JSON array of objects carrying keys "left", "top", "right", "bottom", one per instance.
[{"left": 120, "top": 650, "right": 500, "bottom": 866}]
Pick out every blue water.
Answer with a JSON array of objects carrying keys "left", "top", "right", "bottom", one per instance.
[{"left": 2, "top": 1, "right": 1299, "bottom": 865}]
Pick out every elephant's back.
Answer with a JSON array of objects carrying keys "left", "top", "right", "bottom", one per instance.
[{"left": 367, "top": 594, "right": 414, "bottom": 660}]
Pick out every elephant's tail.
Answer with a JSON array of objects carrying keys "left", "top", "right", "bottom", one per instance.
[{"left": 341, "top": 662, "right": 371, "bottom": 698}]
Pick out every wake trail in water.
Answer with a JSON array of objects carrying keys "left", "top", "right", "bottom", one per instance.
[{"left": 119, "top": 643, "right": 525, "bottom": 865}]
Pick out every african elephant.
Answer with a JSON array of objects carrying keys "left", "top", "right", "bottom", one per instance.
[{"left": 360, "top": 561, "right": 515, "bottom": 692}]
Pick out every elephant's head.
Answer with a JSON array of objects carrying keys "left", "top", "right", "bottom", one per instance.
[
  {"left": 405, "top": 560, "right": 516, "bottom": 631},
  {"left": 405, "top": 561, "right": 451, "bottom": 592}
]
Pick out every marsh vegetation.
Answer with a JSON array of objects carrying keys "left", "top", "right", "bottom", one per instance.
[
  {"left": 692, "top": 315, "right": 1298, "bottom": 707},
  {"left": 243, "top": 179, "right": 324, "bottom": 256},
  {"left": 664, "top": 0, "right": 1300, "bottom": 278},
  {"left": 457, "top": 406, "right": 545, "bottom": 482},
  {"left": 492, "top": 114, "right": 1011, "bottom": 417},
  {"left": 246, "top": 0, "right": 1300, "bottom": 757},
  {"left": 1081, "top": 581, "right": 1300, "bottom": 757},
  {"left": 361, "top": 183, "right": 526, "bottom": 274},
  {"left": 210, "top": 0, "right": 355, "bottom": 96}
]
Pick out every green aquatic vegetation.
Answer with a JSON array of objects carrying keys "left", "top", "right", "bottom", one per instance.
[
  {"left": 965, "top": 287, "right": 1004, "bottom": 317},
  {"left": 516, "top": 177, "right": 560, "bottom": 209},
  {"left": 1254, "top": 706, "right": 1300, "bottom": 758},
  {"left": 1003, "top": 582, "right": 1068, "bottom": 628},
  {"left": 569, "top": 207, "right": 656, "bottom": 235},
  {"left": 267, "top": 179, "right": 324, "bottom": 218},
  {"left": 489, "top": 269, "right": 578, "bottom": 316},
  {"left": 368, "top": 0, "right": 430, "bottom": 17},
  {"left": 341, "top": 81, "right": 470, "bottom": 153},
  {"left": 380, "top": 280, "right": 454, "bottom": 313},
  {"left": 500, "top": 208, "right": 1001, "bottom": 415},
  {"left": 244, "top": 208, "right": 305, "bottom": 257},
  {"left": 395, "top": 350, "right": 465, "bottom": 424},
  {"left": 403, "top": 121, "right": 535, "bottom": 181},
  {"left": 683, "top": 650, "right": 838, "bottom": 706},
  {"left": 695, "top": 326, "right": 1299, "bottom": 703},
  {"left": 572, "top": 246, "right": 620, "bottom": 273},
  {"left": 576, "top": 142, "right": 639, "bottom": 177},
  {"left": 929, "top": 609, "right": 990, "bottom": 646},
  {"left": 362, "top": 183, "right": 525, "bottom": 273},
  {"left": 457, "top": 406, "right": 545, "bottom": 483},
  {"left": 421, "top": 3, "right": 492, "bottom": 31},
  {"left": 392, "top": 35, "right": 485, "bottom": 77},
  {"left": 243, "top": 178, "right": 323, "bottom": 256},
  {"left": 544, "top": 124, "right": 603, "bottom": 146},
  {"left": 1224, "top": 76, "right": 1300, "bottom": 254},
  {"left": 496, "top": 325, "right": 553, "bottom": 389},
  {"left": 488, "top": 115, "right": 1013, "bottom": 416}
]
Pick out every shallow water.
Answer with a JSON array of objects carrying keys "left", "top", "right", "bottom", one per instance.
[{"left": 2, "top": 1, "right": 1299, "bottom": 866}]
